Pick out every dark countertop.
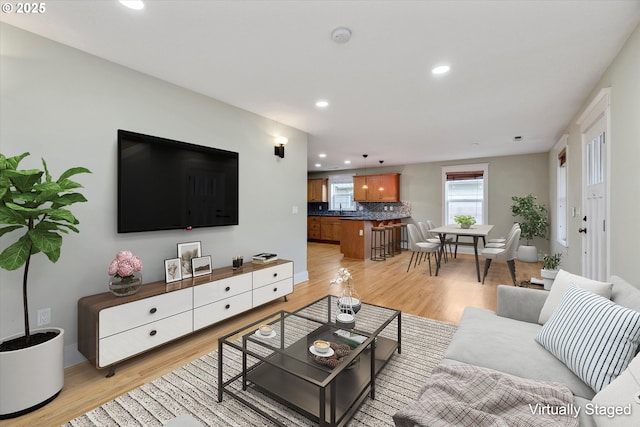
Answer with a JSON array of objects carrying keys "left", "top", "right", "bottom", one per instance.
[{"left": 308, "top": 212, "right": 410, "bottom": 221}]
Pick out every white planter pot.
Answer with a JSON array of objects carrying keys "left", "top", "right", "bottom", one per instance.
[
  {"left": 517, "top": 245, "right": 538, "bottom": 263},
  {"left": 541, "top": 269, "right": 559, "bottom": 291},
  {"left": 0, "top": 327, "right": 64, "bottom": 418}
]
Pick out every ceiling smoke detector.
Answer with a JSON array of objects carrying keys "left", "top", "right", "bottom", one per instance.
[{"left": 331, "top": 27, "right": 352, "bottom": 44}]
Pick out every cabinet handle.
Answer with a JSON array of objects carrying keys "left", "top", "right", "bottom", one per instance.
[
  {"left": 149, "top": 330, "right": 157, "bottom": 336},
  {"left": 225, "top": 286, "right": 230, "bottom": 292},
  {"left": 273, "top": 273, "right": 278, "bottom": 278},
  {"left": 149, "top": 307, "right": 157, "bottom": 314},
  {"left": 225, "top": 304, "right": 230, "bottom": 309},
  {"left": 273, "top": 287, "right": 278, "bottom": 292}
]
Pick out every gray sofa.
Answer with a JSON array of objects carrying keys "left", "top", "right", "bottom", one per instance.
[{"left": 436, "top": 275, "right": 640, "bottom": 427}]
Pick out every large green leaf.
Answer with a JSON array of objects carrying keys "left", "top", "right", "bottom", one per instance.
[
  {"left": 47, "top": 208, "right": 78, "bottom": 224},
  {"left": 28, "top": 229, "right": 62, "bottom": 262},
  {"left": 2, "top": 169, "right": 43, "bottom": 193},
  {"left": 51, "top": 192, "right": 88, "bottom": 208},
  {"left": 0, "top": 152, "right": 29, "bottom": 171},
  {"left": 0, "top": 206, "right": 28, "bottom": 224},
  {"left": 0, "top": 225, "right": 23, "bottom": 237},
  {"left": 0, "top": 235, "right": 31, "bottom": 270},
  {"left": 4, "top": 202, "right": 46, "bottom": 216},
  {"left": 58, "top": 167, "right": 91, "bottom": 182},
  {"left": 56, "top": 178, "right": 83, "bottom": 191}
]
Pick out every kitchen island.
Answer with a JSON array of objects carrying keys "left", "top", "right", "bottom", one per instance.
[{"left": 339, "top": 215, "right": 409, "bottom": 260}]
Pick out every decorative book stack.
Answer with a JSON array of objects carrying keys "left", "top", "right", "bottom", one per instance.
[{"left": 252, "top": 253, "right": 278, "bottom": 264}]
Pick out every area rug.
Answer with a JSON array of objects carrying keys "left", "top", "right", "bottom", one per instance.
[{"left": 62, "top": 314, "right": 457, "bottom": 426}]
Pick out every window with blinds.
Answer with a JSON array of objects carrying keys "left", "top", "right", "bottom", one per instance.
[{"left": 442, "top": 164, "right": 488, "bottom": 225}]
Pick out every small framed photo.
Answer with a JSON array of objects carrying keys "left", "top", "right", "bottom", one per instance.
[
  {"left": 164, "top": 258, "right": 182, "bottom": 283},
  {"left": 177, "top": 241, "right": 202, "bottom": 278},
  {"left": 192, "top": 255, "right": 212, "bottom": 277}
]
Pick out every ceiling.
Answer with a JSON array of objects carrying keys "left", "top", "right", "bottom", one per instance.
[{"left": 2, "top": 1, "right": 639, "bottom": 171}]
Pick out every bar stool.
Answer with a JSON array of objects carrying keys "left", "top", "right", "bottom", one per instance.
[
  {"left": 395, "top": 222, "right": 408, "bottom": 252},
  {"left": 370, "top": 225, "right": 387, "bottom": 261},
  {"left": 384, "top": 222, "right": 396, "bottom": 257}
]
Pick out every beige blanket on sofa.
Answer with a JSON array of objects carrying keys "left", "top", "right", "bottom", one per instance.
[{"left": 393, "top": 363, "right": 579, "bottom": 427}]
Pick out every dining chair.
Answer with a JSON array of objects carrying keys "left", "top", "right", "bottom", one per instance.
[
  {"left": 484, "top": 223, "right": 520, "bottom": 248},
  {"left": 406, "top": 224, "right": 440, "bottom": 275},
  {"left": 481, "top": 227, "right": 521, "bottom": 285},
  {"left": 427, "top": 219, "right": 458, "bottom": 258},
  {"left": 418, "top": 221, "right": 449, "bottom": 263}
]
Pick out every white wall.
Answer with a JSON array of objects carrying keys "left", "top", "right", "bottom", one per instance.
[
  {"left": 311, "top": 152, "right": 551, "bottom": 254},
  {"left": 548, "top": 23, "right": 639, "bottom": 281},
  {"left": 0, "top": 23, "right": 309, "bottom": 366}
]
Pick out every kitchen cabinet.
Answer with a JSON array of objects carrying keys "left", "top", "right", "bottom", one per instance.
[
  {"left": 307, "top": 216, "right": 321, "bottom": 239},
  {"left": 320, "top": 216, "right": 341, "bottom": 241},
  {"left": 353, "top": 173, "right": 400, "bottom": 202},
  {"left": 307, "top": 178, "right": 328, "bottom": 202},
  {"left": 307, "top": 216, "right": 341, "bottom": 243}
]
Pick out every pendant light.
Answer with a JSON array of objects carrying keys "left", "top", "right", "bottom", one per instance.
[
  {"left": 362, "top": 154, "right": 368, "bottom": 189},
  {"left": 378, "top": 160, "right": 384, "bottom": 191}
]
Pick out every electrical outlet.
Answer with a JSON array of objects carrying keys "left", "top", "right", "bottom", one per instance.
[{"left": 37, "top": 308, "right": 51, "bottom": 326}]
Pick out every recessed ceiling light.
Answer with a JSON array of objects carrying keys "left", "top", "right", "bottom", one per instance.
[
  {"left": 344, "top": 160, "right": 351, "bottom": 165},
  {"left": 119, "top": 0, "right": 145, "bottom": 10},
  {"left": 315, "top": 163, "right": 322, "bottom": 168},
  {"left": 319, "top": 153, "right": 327, "bottom": 158},
  {"left": 315, "top": 100, "right": 329, "bottom": 108},
  {"left": 432, "top": 65, "right": 451, "bottom": 75}
]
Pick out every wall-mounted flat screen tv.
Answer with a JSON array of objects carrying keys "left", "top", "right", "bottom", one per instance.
[{"left": 117, "top": 130, "right": 239, "bottom": 233}]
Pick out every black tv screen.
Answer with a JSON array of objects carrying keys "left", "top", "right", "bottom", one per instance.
[{"left": 117, "top": 130, "right": 239, "bottom": 233}]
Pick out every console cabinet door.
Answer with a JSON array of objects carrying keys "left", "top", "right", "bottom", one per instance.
[
  {"left": 99, "top": 311, "right": 192, "bottom": 367},
  {"left": 253, "top": 262, "right": 293, "bottom": 289},
  {"left": 99, "top": 288, "right": 192, "bottom": 338},
  {"left": 193, "top": 292, "right": 253, "bottom": 331},
  {"left": 193, "top": 274, "right": 252, "bottom": 308}
]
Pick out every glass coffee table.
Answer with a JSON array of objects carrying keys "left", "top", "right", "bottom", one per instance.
[{"left": 217, "top": 295, "right": 401, "bottom": 427}]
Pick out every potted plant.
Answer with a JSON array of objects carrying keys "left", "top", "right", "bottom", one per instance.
[
  {"left": 453, "top": 215, "right": 476, "bottom": 229},
  {"left": 540, "top": 252, "right": 562, "bottom": 290},
  {"left": 0, "top": 152, "right": 90, "bottom": 418},
  {"left": 510, "top": 194, "right": 549, "bottom": 263}
]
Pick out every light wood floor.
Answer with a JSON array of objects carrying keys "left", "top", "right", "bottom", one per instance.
[{"left": 4, "top": 242, "right": 542, "bottom": 426}]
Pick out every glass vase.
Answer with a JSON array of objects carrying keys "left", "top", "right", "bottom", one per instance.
[
  {"left": 336, "top": 282, "right": 361, "bottom": 328},
  {"left": 109, "top": 271, "right": 143, "bottom": 296}
]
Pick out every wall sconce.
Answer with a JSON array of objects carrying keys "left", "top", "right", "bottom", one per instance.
[{"left": 274, "top": 136, "right": 288, "bottom": 158}]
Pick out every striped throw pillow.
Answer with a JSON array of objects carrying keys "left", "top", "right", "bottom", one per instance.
[{"left": 535, "top": 286, "right": 640, "bottom": 393}]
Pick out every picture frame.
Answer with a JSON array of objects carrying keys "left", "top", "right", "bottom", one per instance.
[
  {"left": 192, "top": 255, "right": 212, "bottom": 277},
  {"left": 164, "top": 258, "right": 182, "bottom": 283},
  {"left": 177, "top": 241, "right": 202, "bottom": 278}
]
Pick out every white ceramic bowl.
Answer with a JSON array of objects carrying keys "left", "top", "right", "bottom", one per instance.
[
  {"left": 258, "top": 325, "right": 273, "bottom": 336},
  {"left": 313, "top": 340, "right": 331, "bottom": 354}
]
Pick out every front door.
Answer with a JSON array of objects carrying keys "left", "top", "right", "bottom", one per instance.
[{"left": 582, "top": 114, "right": 608, "bottom": 281}]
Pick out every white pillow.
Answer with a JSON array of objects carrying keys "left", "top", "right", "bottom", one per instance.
[
  {"left": 535, "top": 286, "right": 640, "bottom": 392},
  {"left": 538, "top": 269, "right": 613, "bottom": 324},
  {"left": 592, "top": 354, "right": 640, "bottom": 426}
]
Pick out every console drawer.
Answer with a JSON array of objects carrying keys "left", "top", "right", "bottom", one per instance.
[
  {"left": 193, "top": 274, "right": 252, "bottom": 308},
  {"left": 98, "top": 310, "right": 192, "bottom": 367},
  {"left": 253, "top": 262, "right": 293, "bottom": 289},
  {"left": 99, "top": 288, "right": 192, "bottom": 338},
  {"left": 193, "top": 291, "right": 253, "bottom": 331},
  {"left": 253, "top": 277, "right": 293, "bottom": 306}
]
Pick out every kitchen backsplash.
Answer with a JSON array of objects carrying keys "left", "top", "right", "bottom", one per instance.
[{"left": 308, "top": 201, "right": 411, "bottom": 217}]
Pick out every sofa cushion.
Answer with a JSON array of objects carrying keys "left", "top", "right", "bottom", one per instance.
[
  {"left": 610, "top": 275, "right": 640, "bottom": 312},
  {"left": 443, "top": 306, "right": 596, "bottom": 399},
  {"left": 591, "top": 353, "right": 640, "bottom": 426},
  {"left": 538, "top": 269, "right": 613, "bottom": 325},
  {"left": 536, "top": 286, "right": 640, "bottom": 393}
]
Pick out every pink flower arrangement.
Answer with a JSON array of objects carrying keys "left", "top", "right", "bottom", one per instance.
[{"left": 108, "top": 250, "right": 142, "bottom": 278}]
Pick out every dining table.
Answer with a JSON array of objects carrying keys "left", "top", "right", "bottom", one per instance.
[{"left": 429, "top": 224, "right": 494, "bottom": 282}]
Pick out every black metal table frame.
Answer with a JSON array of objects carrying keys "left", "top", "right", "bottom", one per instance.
[{"left": 217, "top": 295, "right": 401, "bottom": 427}]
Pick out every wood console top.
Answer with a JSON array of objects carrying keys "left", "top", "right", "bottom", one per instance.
[{"left": 79, "top": 259, "right": 292, "bottom": 311}]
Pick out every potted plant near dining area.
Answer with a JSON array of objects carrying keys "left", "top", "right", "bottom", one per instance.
[
  {"left": 454, "top": 214, "right": 476, "bottom": 229},
  {"left": 541, "top": 252, "right": 562, "bottom": 290},
  {"left": 0, "top": 152, "right": 90, "bottom": 418},
  {"left": 510, "top": 194, "right": 549, "bottom": 263}
]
